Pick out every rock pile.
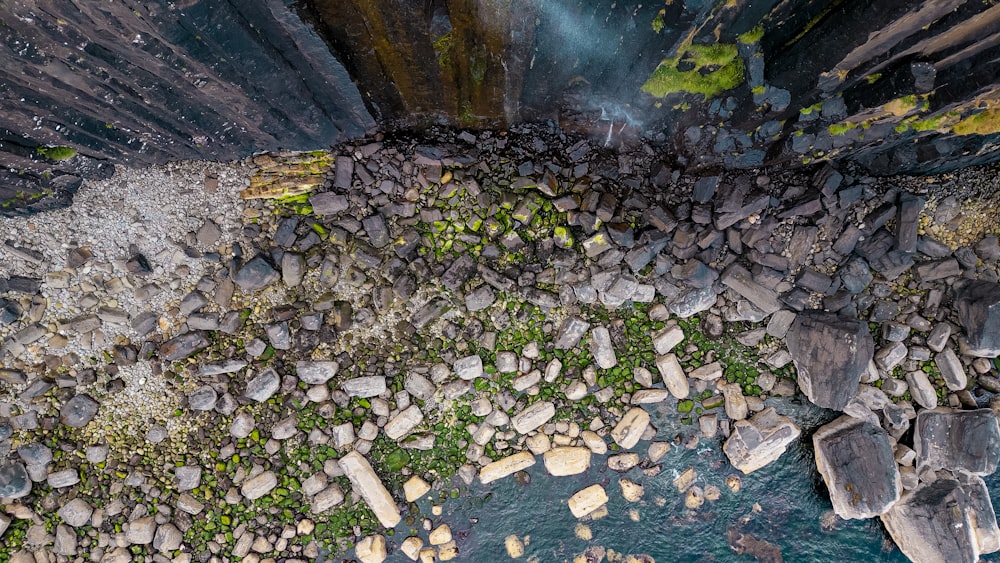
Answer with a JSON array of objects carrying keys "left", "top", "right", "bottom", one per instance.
[{"left": 0, "top": 125, "right": 997, "bottom": 561}]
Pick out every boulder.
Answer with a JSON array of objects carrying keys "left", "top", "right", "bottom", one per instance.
[
  {"left": 479, "top": 451, "right": 536, "bottom": 484},
  {"left": 882, "top": 474, "right": 1000, "bottom": 563},
  {"left": 955, "top": 280, "right": 1000, "bottom": 357},
  {"left": 355, "top": 534, "right": 387, "bottom": 563},
  {"left": 723, "top": 408, "right": 801, "bottom": 474},
  {"left": 785, "top": 311, "right": 874, "bottom": 410},
  {"left": 813, "top": 415, "right": 900, "bottom": 519},
  {"left": 511, "top": 401, "right": 555, "bottom": 434},
  {"left": 611, "top": 407, "right": 650, "bottom": 449},
  {"left": 568, "top": 484, "right": 608, "bottom": 518},
  {"left": 339, "top": 451, "right": 401, "bottom": 528},
  {"left": 914, "top": 408, "right": 1000, "bottom": 476},
  {"left": 543, "top": 447, "right": 592, "bottom": 476}
]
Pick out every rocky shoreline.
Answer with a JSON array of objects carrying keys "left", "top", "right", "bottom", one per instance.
[{"left": 0, "top": 125, "right": 999, "bottom": 562}]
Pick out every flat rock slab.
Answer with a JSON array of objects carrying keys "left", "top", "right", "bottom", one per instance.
[
  {"left": 786, "top": 311, "right": 873, "bottom": 410},
  {"left": 241, "top": 470, "right": 277, "bottom": 500},
  {"left": 454, "top": 355, "right": 484, "bottom": 380},
  {"left": 656, "top": 353, "right": 689, "bottom": 399},
  {"left": 245, "top": 368, "right": 280, "bottom": 402},
  {"left": 339, "top": 451, "right": 401, "bottom": 528},
  {"left": 589, "top": 326, "right": 617, "bottom": 369},
  {"left": 882, "top": 474, "right": 1000, "bottom": 563},
  {"left": 914, "top": 408, "right": 1000, "bottom": 476},
  {"left": 955, "top": 280, "right": 1000, "bottom": 357},
  {"left": 60, "top": 394, "right": 99, "bottom": 427},
  {"left": 234, "top": 254, "right": 280, "bottom": 291},
  {"left": 341, "top": 376, "right": 387, "bottom": 398},
  {"left": 813, "top": 415, "right": 900, "bottom": 519},
  {"left": 721, "top": 264, "right": 782, "bottom": 314},
  {"left": 512, "top": 401, "right": 555, "bottom": 434},
  {"left": 723, "top": 407, "right": 801, "bottom": 474},
  {"left": 611, "top": 407, "right": 650, "bottom": 450},
  {"left": 159, "top": 332, "right": 210, "bottom": 361},
  {"left": 543, "top": 447, "right": 592, "bottom": 476},
  {"left": 296, "top": 361, "right": 339, "bottom": 385},
  {"left": 480, "top": 451, "right": 536, "bottom": 484},
  {"left": 554, "top": 316, "right": 590, "bottom": 349},
  {"left": 383, "top": 405, "right": 423, "bottom": 440},
  {"left": 568, "top": 484, "right": 608, "bottom": 518}
]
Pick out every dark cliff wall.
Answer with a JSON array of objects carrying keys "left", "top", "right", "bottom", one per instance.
[
  {"left": 2, "top": 0, "right": 1000, "bottom": 214},
  {"left": 0, "top": 0, "right": 373, "bottom": 213}
]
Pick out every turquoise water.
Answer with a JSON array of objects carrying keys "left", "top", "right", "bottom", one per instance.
[{"left": 410, "top": 397, "right": 1000, "bottom": 562}]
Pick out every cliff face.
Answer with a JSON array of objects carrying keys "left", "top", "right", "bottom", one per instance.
[{"left": 2, "top": 0, "right": 1000, "bottom": 213}]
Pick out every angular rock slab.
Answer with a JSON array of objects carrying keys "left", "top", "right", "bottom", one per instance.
[
  {"left": 480, "top": 451, "right": 536, "bottom": 484},
  {"left": 813, "top": 415, "right": 900, "bottom": 519},
  {"left": 339, "top": 451, "right": 401, "bottom": 528},
  {"left": 723, "top": 408, "right": 801, "bottom": 474},
  {"left": 512, "top": 401, "right": 555, "bottom": 434},
  {"left": 543, "top": 447, "right": 592, "bottom": 477},
  {"left": 611, "top": 407, "right": 650, "bottom": 450},
  {"left": 60, "top": 393, "right": 99, "bottom": 427},
  {"left": 882, "top": 474, "right": 1000, "bottom": 563},
  {"left": 568, "top": 484, "right": 608, "bottom": 518},
  {"left": 956, "top": 280, "right": 1000, "bottom": 357},
  {"left": 785, "top": 311, "right": 874, "bottom": 410},
  {"left": 914, "top": 408, "right": 1000, "bottom": 476}
]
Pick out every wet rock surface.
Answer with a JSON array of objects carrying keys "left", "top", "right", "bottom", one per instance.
[{"left": 0, "top": 128, "right": 997, "bottom": 561}]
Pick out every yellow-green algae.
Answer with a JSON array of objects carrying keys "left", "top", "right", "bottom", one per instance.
[{"left": 642, "top": 43, "right": 744, "bottom": 99}]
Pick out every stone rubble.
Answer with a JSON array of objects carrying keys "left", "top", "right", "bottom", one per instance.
[{"left": 0, "top": 126, "right": 995, "bottom": 561}]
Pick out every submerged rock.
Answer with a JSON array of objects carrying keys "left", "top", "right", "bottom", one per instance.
[
  {"left": 914, "top": 408, "right": 1000, "bottom": 476},
  {"left": 785, "top": 311, "right": 874, "bottom": 410},
  {"left": 723, "top": 408, "right": 801, "bottom": 474},
  {"left": 813, "top": 415, "right": 900, "bottom": 519},
  {"left": 882, "top": 474, "right": 1000, "bottom": 563}
]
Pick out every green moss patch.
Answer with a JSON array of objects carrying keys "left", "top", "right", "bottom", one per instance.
[
  {"left": 36, "top": 145, "right": 77, "bottom": 160},
  {"left": 642, "top": 43, "right": 744, "bottom": 99}
]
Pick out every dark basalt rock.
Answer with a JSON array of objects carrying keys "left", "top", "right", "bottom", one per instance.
[
  {"left": 785, "top": 311, "right": 874, "bottom": 410},
  {"left": 914, "top": 408, "right": 1000, "bottom": 476},
  {"left": 0, "top": 462, "right": 31, "bottom": 499},
  {"left": 882, "top": 474, "right": 1000, "bottom": 563},
  {"left": 955, "top": 281, "right": 1000, "bottom": 358},
  {"left": 60, "top": 394, "right": 100, "bottom": 428},
  {"left": 159, "top": 332, "right": 211, "bottom": 362},
  {"left": 813, "top": 415, "right": 900, "bottom": 520}
]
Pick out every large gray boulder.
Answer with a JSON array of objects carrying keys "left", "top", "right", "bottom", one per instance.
[
  {"left": 955, "top": 281, "right": 1000, "bottom": 357},
  {"left": 914, "top": 408, "right": 1000, "bottom": 476},
  {"left": 785, "top": 311, "right": 874, "bottom": 410},
  {"left": 882, "top": 473, "right": 1000, "bottom": 563},
  {"left": 723, "top": 407, "right": 801, "bottom": 474},
  {"left": 813, "top": 415, "right": 900, "bottom": 519}
]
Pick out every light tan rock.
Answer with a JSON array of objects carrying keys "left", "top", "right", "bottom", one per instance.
[
  {"left": 339, "top": 451, "right": 401, "bottom": 528},
  {"left": 611, "top": 407, "right": 650, "bottom": 449},
  {"left": 429, "top": 524, "right": 452, "bottom": 545},
  {"left": 480, "top": 451, "right": 536, "bottom": 484},
  {"left": 505, "top": 535, "right": 525, "bottom": 558},
  {"left": 384, "top": 405, "right": 424, "bottom": 440},
  {"left": 608, "top": 453, "right": 640, "bottom": 472},
  {"left": 526, "top": 433, "right": 551, "bottom": 455},
  {"left": 723, "top": 407, "right": 801, "bottom": 474},
  {"left": 652, "top": 325, "right": 685, "bottom": 355},
  {"left": 419, "top": 547, "right": 437, "bottom": 563},
  {"left": 568, "top": 484, "right": 609, "bottom": 518},
  {"left": 355, "top": 535, "right": 387, "bottom": 563},
  {"left": 512, "top": 401, "right": 555, "bottom": 434},
  {"left": 656, "top": 353, "right": 689, "bottom": 399},
  {"left": 574, "top": 523, "right": 592, "bottom": 540},
  {"left": 401, "top": 536, "right": 424, "bottom": 560},
  {"left": 543, "top": 447, "right": 592, "bottom": 476},
  {"left": 685, "top": 486, "right": 705, "bottom": 509},
  {"left": 580, "top": 431, "right": 607, "bottom": 455},
  {"left": 438, "top": 540, "right": 458, "bottom": 560},
  {"left": 648, "top": 441, "right": 670, "bottom": 462},
  {"left": 619, "top": 479, "right": 644, "bottom": 502},
  {"left": 403, "top": 476, "right": 431, "bottom": 503},
  {"left": 674, "top": 467, "right": 697, "bottom": 492},
  {"left": 717, "top": 380, "right": 749, "bottom": 421}
]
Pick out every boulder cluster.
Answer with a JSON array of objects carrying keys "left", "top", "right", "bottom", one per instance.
[{"left": 0, "top": 125, "right": 998, "bottom": 561}]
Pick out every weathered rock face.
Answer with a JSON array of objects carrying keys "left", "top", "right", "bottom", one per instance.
[
  {"left": 882, "top": 474, "right": 1000, "bottom": 563},
  {"left": 914, "top": 408, "right": 1000, "bottom": 476},
  {"left": 954, "top": 281, "right": 1000, "bottom": 358},
  {"left": 786, "top": 311, "right": 874, "bottom": 410},
  {"left": 723, "top": 407, "right": 801, "bottom": 474},
  {"left": 813, "top": 415, "right": 900, "bottom": 520},
  {"left": 4, "top": 1, "right": 1000, "bottom": 213}
]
